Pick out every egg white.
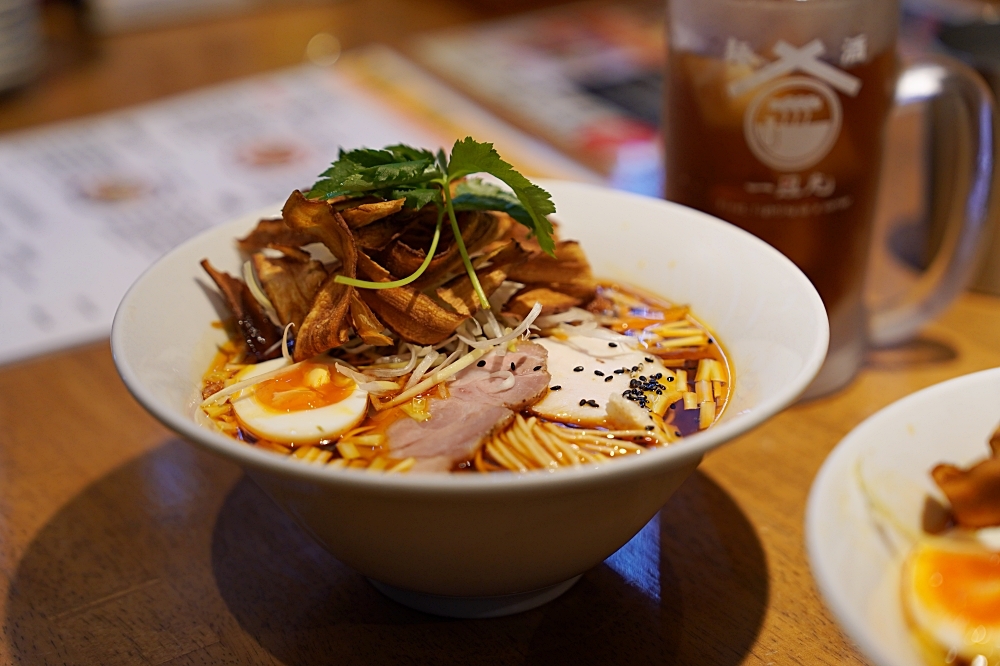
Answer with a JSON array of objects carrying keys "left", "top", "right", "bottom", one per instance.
[{"left": 231, "top": 358, "right": 369, "bottom": 444}]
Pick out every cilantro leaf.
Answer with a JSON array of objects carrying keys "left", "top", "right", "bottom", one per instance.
[
  {"left": 306, "top": 179, "right": 351, "bottom": 200},
  {"left": 446, "top": 137, "right": 556, "bottom": 254},
  {"left": 452, "top": 179, "right": 532, "bottom": 228},
  {"left": 391, "top": 187, "right": 440, "bottom": 210}
]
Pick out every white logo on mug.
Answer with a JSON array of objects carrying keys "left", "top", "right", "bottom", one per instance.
[{"left": 728, "top": 39, "right": 863, "bottom": 172}]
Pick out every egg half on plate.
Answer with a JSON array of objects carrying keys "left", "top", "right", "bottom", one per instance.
[
  {"left": 231, "top": 358, "right": 369, "bottom": 444},
  {"left": 902, "top": 536, "right": 1000, "bottom": 666}
]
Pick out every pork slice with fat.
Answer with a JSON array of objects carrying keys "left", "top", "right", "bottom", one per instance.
[
  {"left": 385, "top": 341, "right": 550, "bottom": 471},
  {"left": 447, "top": 341, "right": 550, "bottom": 410}
]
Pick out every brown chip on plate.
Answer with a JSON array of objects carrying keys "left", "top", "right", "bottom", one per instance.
[
  {"left": 236, "top": 218, "right": 318, "bottom": 255},
  {"left": 251, "top": 253, "right": 327, "bottom": 329},
  {"left": 435, "top": 240, "right": 530, "bottom": 316},
  {"left": 932, "top": 431, "right": 1000, "bottom": 529},
  {"left": 340, "top": 198, "right": 406, "bottom": 229},
  {"left": 386, "top": 210, "right": 506, "bottom": 290},
  {"left": 349, "top": 291, "right": 393, "bottom": 347},
  {"left": 282, "top": 191, "right": 360, "bottom": 360},
  {"left": 507, "top": 240, "right": 591, "bottom": 282},
  {"left": 356, "top": 251, "right": 468, "bottom": 345},
  {"left": 200, "top": 259, "right": 281, "bottom": 362},
  {"left": 507, "top": 288, "right": 582, "bottom": 318}
]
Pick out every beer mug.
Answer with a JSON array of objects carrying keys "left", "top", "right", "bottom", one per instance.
[{"left": 664, "top": 0, "right": 999, "bottom": 397}]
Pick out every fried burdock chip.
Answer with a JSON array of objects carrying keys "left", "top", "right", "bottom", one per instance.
[
  {"left": 385, "top": 210, "right": 508, "bottom": 291},
  {"left": 340, "top": 198, "right": 406, "bottom": 229},
  {"left": 435, "top": 240, "right": 530, "bottom": 316},
  {"left": 236, "top": 218, "right": 319, "bottom": 255},
  {"left": 507, "top": 287, "right": 582, "bottom": 318},
  {"left": 251, "top": 253, "right": 328, "bottom": 330},
  {"left": 356, "top": 251, "right": 469, "bottom": 345},
  {"left": 349, "top": 291, "right": 394, "bottom": 347},
  {"left": 200, "top": 259, "right": 281, "bottom": 362},
  {"left": 282, "top": 191, "right": 360, "bottom": 361},
  {"left": 507, "top": 240, "right": 597, "bottom": 302},
  {"left": 932, "top": 425, "right": 1000, "bottom": 529}
]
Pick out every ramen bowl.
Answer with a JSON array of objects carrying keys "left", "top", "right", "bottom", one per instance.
[{"left": 112, "top": 180, "right": 828, "bottom": 618}]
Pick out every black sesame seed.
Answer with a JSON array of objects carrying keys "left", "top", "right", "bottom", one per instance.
[
  {"left": 653, "top": 373, "right": 662, "bottom": 380},
  {"left": 708, "top": 338, "right": 714, "bottom": 344},
  {"left": 614, "top": 368, "right": 624, "bottom": 374},
  {"left": 674, "top": 431, "right": 681, "bottom": 437},
  {"left": 630, "top": 379, "right": 639, "bottom": 388},
  {"left": 645, "top": 425, "right": 655, "bottom": 431},
  {"left": 477, "top": 360, "right": 486, "bottom": 367},
  {"left": 631, "top": 365, "right": 639, "bottom": 372},
  {"left": 587, "top": 400, "right": 599, "bottom": 407},
  {"left": 645, "top": 357, "right": 654, "bottom": 363},
  {"left": 579, "top": 399, "right": 588, "bottom": 406},
  {"left": 511, "top": 362, "right": 516, "bottom": 372},
  {"left": 574, "top": 366, "right": 584, "bottom": 372},
  {"left": 608, "top": 342, "right": 618, "bottom": 348},
  {"left": 666, "top": 376, "right": 674, "bottom": 382},
  {"left": 533, "top": 365, "right": 542, "bottom": 371},
  {"left": 670, "top": 403, "right": 677, "bottom": 409},
  {"left": 551, "top": 385, "right": 562, "bottom": 391},
  {"left": 605, "top": 376, "right": 614, "bottom": 382},
  {"left": 594, "top": 370, "right": 604, "bottom": 376},
  {"left": 639, "top": 375, "right": 647, "bottom": 381}
]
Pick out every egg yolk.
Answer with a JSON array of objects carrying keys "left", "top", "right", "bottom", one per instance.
[
  {"left": 253, "top": 363, "right": 355, "bottom": 413},
  {"left": 913, "top": 545, "right": 1000, "bottom": 624}
]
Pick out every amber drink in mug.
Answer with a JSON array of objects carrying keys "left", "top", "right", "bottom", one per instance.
[{"left": 665, "top": 0, "right": 999, "bottom": 397}]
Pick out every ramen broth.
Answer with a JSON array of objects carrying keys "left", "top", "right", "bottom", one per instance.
[{"left": 201, "top": 282, "right": 732, "bottom": 473}]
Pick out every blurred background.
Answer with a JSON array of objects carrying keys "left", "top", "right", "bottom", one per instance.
[{"left": 0, "top": 0, "right": 998, "bottom": 365}]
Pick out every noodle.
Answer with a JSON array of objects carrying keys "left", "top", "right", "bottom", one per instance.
[{"left": 201, "top": 281, "right": 732, "bottom": 473}]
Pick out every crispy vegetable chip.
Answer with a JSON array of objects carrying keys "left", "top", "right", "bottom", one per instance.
[
  {"left": 282, "top": 191, "right": 359, "bottom": 360},
  {"left": 200, "top": 259, "right": 281, "bottom": 362},
  {"left": 356, "top": 251, "right": 468, "bottom": 344},
  {"left": 340, "top": 198, "right": 406, "bottom": 229},
  {"left": 349, "top": 291, "right": 393, "bottom": 346},
  {"left": 237, "top": 218, "right": 318, "bottom": 255},
  {"left": 251, "top": 253, "right": 327, "bottom": 329},
  {"left": 507, "top": 288, "right": 582, "bottom": 318}
]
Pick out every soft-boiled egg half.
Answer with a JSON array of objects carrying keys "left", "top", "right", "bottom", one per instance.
[
  {"left": 231, "top": 358, "right": 369, "bottom": 444},
  {"left": 902, "top": 536, "right": 1000, "bottom": 666}
]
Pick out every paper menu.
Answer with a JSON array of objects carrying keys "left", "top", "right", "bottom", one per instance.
[{"left": 0, "top": 54, "right": 595, "bottom": 366}]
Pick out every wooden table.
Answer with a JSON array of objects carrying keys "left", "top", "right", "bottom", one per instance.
[{"left": 3, "top": 3, "right": 1000, "bottom": 664}]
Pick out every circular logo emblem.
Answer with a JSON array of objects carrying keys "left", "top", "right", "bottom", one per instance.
[{"left": 743, "top": 76, "right": 842, "bottom": 171}]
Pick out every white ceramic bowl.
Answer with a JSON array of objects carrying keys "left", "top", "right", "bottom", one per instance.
[
  {"left": 806, "top": 367, "right": 1000, "bottom": 665},
  {"left": 113, "top": 180, "right": 828, "bottom": 617}
]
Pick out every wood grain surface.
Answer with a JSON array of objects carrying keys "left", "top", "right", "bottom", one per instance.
[{"left": 2, "top": 2, "right": 999, "bottom": 664}]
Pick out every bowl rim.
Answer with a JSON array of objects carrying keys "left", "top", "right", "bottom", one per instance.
[
  {"left": 112, "top": 180, "right": 829, "bottom": 495},
  {"left": 804, "top": 366, "right": 1000, "bottom": 666}
]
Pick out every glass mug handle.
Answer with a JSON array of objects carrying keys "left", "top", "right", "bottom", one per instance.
[{"left": 869, "top": 55, "right": 999, "bottom": 347}]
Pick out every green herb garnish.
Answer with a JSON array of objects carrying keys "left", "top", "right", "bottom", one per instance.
[{"left": 306, "top": 138, "right": 555, "bottom": 309}]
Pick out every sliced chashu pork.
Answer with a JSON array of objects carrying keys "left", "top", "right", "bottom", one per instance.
[{"left": 386, "top": 341, "right": 549, "bottom": 471}]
